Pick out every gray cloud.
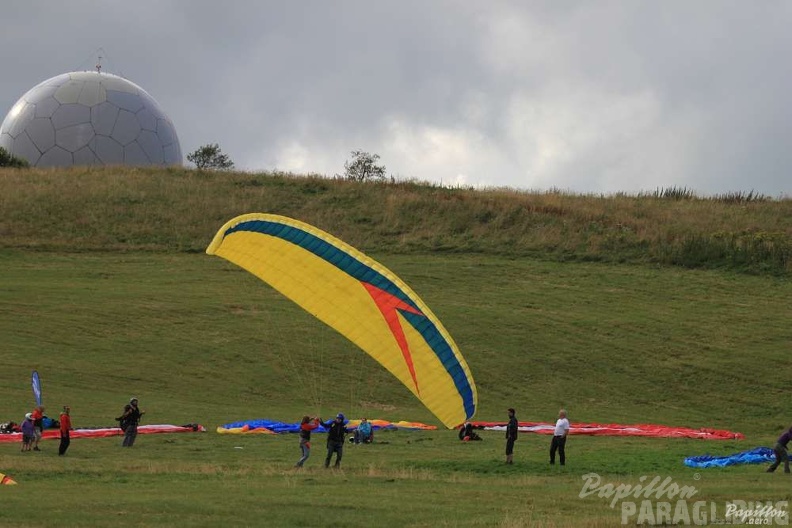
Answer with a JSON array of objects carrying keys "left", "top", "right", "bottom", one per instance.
[{"left": 1, "top": 0, "right": 790, "bottom": 195}]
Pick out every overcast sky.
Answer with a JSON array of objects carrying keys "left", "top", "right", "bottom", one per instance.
[{"left": 2, "top": 1, "right": 790, "bottom": 196}]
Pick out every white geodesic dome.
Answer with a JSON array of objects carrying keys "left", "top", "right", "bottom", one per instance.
[{"left": 0, "top": 71, "right": 182, "bottom": 167}]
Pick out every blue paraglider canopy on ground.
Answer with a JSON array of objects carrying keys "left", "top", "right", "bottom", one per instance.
[
  {"left": 684, "top": 447, "right": 775, "bottom": 468},
  {"left": 222, "top": 419, "right": 329, "bottom": 434},
  {"left": 218, "top": 418, "right": 436, "bottom": 434}
]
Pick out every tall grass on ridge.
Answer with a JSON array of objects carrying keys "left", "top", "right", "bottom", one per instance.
[{"left": 1, "top": 166, "right": 790, "bottom": 274}]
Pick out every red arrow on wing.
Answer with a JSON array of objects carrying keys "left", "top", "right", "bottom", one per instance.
[{"left": 362, "top": 282, "right": 424, "bottom": 395}]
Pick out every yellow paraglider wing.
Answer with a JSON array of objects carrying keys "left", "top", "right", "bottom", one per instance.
[{"left": 206, "top": 213, "right": 476, "bottom": 428}]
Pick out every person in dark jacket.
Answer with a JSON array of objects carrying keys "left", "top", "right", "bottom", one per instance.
[
  {"left": 295, "top": 416, "right": 321, "bottom": 468},
  {"left": 116, "top": 397, "right": 145, "bottom": 447},
  {"left": 767, "top": 425, "right": 792, "bottom": 473},
  {"left": 322, "top": 413, "right": 348, "bottom": 468},
  {"left": 505, "top": 408, "right": 518, "bottom": 464},
  {"left": 458, "top": 422, "right": 481, "bottom": 441}
]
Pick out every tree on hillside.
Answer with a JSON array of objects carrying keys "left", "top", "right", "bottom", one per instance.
[
  {"left": 187, "top": 143, "right": 234, "bottom": 170},
  {"left": 341, "top": 150, "right": 386, "bottom": 181},
  {"left": 0, "top": 146, "right": 30, "bottom": 168}
]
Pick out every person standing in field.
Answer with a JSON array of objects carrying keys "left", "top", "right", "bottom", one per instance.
[
  {"left": 21, "top": 413, "right": 35, "bottom": 452},
  {"left": 31, "top": 405, "right": 44, "bottom": 451},
  {"left": 550, "top": 409, "right": 570, "bottom": 466},
  {"left": 295, "top": 415, "right": 321, "bottom": 468},
  {"left": 58, "top": 406, "right": 72, "bottom": 456},
  {"left": 117, "top": 397, "right": 145, "bottom": 447},
  {"left": 766, "top": 425, "right": 792, "bottom": 473},
  {"left": 505, "top": 408, "right": 518, "bottom": 464},
  {"left": 322, "top": 413, "right": 348, "bottom": 468}
]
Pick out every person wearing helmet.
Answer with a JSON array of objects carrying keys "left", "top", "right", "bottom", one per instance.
[
  {"left": 116, "top": 397, "right": 146, "bottom": 447},
  {"left": 321, "top": 413, "right": 348, "bottom": 468}
]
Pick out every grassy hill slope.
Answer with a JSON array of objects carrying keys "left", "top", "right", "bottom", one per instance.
[
  {"left": 2, "top": 250, "right": 788, "bottom": 434},
  {"left": 2, "top": 167, "right": 790, "bottom": 273}
]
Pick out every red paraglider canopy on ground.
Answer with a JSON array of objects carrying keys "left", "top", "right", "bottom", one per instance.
[
  {"left": 469, "top": 421, "right": 743, "bottom": 440},
  {"left": 0, "top": 424, "right": 205, "bottom": 443}
]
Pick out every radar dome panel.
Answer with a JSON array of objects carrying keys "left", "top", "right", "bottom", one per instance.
[{"left": 0, "top": 71, "right": 182, "bottom": 167}]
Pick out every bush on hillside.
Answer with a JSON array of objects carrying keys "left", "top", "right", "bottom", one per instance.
[
  {"left": 341, "top": 150, "right": 386, "bottom": 182},
  {"left": 187, "top": 143, "right": 234, "bottom": 170},
  {"left": 0, "top": 146, "right": 30, "bottom": 168}
]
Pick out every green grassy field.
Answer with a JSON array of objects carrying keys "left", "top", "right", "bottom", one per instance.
[{"left": 1, "top": 169, "right": 791, "bottom": 526}]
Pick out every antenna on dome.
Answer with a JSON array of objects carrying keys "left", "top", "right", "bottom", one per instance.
[{"left": 95, "top": 54, "right": 103, "bottom": 74}]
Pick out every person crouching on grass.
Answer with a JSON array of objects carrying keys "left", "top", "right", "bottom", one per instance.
[
  {"left": 295, "top": 416, "right": 320, "bottom": 468},
  {"left": 766, "top": 425, "right": 792, "bottom": 473},
  {"left": 353, "top": 417, "right": 373, "bottom": 444}
]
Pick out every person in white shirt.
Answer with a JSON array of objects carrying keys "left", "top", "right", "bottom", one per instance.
[{"left": 550, "top": 409, "right": 570, "bottom": 465}]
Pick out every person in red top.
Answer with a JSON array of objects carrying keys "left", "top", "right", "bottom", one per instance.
[
  {"left": 30, "top": 406, "right": 44, "bottom": 451},
  {"left": 58, "top": 406, "right": 72, "bottom": 456},
  {"left": 295, "top": 416, "right": 321, "bottom": 468}
]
